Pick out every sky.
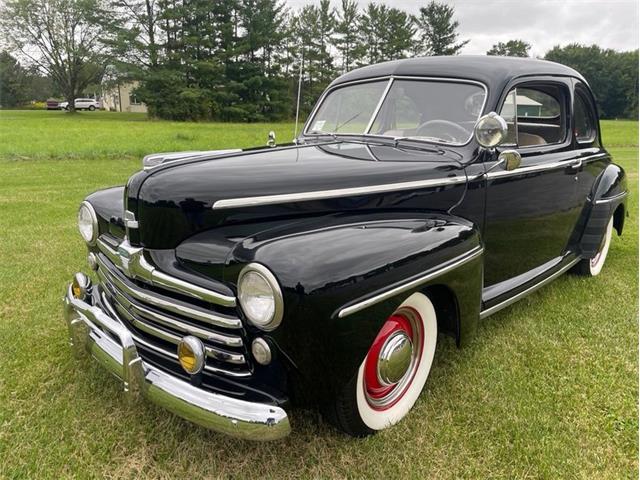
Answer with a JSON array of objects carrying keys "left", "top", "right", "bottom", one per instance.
[{"left": 286, "top": 0, "right": 639, "bottom": 57}]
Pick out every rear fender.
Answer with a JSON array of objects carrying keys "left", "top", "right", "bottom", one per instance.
[{"left": 578, "top": 163, "right": 627, "bottom": 257}]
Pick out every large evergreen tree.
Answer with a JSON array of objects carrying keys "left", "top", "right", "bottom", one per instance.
[
  {"left": 292, "top": 2, "right": 336, "bottom": 115},
  {"left": 333, "top": 0, "right": 362, "bottom": 74},
  {"left": 358, "top": 3, "right": 385, "bottom": 65},
  {"left": 413, "top": 0, "right": 469, "bottom": 56}
]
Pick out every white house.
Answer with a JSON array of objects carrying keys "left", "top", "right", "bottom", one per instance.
[{"left": 102, "top": 81, "right": 147, "bottom": 113}]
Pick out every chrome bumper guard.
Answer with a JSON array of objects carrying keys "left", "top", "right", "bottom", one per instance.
[{"left": 62, "top": 280, "right": 290, "bottom": 441}]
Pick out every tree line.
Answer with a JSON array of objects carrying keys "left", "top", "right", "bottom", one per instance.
[{"left": 0, "top": 0, "right": 637, "bottom": 121}]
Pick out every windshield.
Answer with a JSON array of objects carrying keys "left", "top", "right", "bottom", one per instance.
[{"left": 306, "top": 78, "right": 487, "bottom": 145}]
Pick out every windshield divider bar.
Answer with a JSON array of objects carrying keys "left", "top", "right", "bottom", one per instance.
[{"left": 365, "top": 77, "right": 394, "bottom": 135}]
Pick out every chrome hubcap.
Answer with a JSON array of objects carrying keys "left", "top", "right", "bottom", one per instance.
[{"left": 377, "top": 331, "right": 413, "bottom": 386}]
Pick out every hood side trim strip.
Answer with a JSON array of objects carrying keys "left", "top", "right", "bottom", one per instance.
[{"left": 212, "top": 176, "right": 467, "bottom": 209}]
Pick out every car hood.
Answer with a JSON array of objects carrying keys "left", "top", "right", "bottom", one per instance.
[{"left": 131, "top": 141, "right": 469, "bottom": 249}]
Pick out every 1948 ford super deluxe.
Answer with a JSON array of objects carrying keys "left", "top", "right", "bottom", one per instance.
[{"left": 63, "top": 56, "right": 627, "bottom": 440}]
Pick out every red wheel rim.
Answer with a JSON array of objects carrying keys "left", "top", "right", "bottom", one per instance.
[{"left": 362, "top": 307, "right": 425, "bottom": 411}]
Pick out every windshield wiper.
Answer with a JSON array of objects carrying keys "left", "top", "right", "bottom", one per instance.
[
  {"left": 392, "top": 137, "right": 446, "bottom": 154},
  {"left": 304, "top": 132, "right": 339, "bottom": 142}
]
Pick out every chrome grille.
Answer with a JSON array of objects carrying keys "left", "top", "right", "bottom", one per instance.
[{"left": 95, "top": 236, "right": 251, "bottom": 378}]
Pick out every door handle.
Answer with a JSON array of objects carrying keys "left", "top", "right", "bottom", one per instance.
[{"left": 568, "top": 159, "right": 583, "bottom": 170}]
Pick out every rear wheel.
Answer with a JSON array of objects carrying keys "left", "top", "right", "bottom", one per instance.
[
  {"left": 573, "top": 216, "right": 613, "bottom": 277},
  {"left": 88, "top": 105, "right": 96, "bottom": 111},
  {"left": 328, "top": 292, "right": 438, "bottom": 437}
]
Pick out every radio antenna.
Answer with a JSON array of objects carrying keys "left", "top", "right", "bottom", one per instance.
[{"left": 293, "top": 45, "right": 304, "bottom": 141}]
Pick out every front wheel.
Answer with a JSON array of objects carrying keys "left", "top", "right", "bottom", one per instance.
[
  {"left": 327, "top": 292, "right": 438, "bottom": 437},
  {"left": 88, "top": 105, "right": 96, "bottom": 111},
  {"left": 573, "top": 216, "right": 613, "bottom": 276}
]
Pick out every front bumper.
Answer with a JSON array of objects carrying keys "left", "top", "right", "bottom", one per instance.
[{"left": 62, "top": 279, "right": 290, "bottom": 441}]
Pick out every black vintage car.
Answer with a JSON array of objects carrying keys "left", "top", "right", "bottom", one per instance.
[{"left": 64, "top": 56, "right": 628, "bottom": 440}]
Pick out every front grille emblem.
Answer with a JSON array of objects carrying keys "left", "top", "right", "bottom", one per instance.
[{"left": 117, "top": 239, "right": 143, "bottom": 277}]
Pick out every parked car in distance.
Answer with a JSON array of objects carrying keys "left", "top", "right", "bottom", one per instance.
[
  {"left": 63, "top": 56, "right": 627, "bottom": 441},
  {"left": 46, "top": 99, "right": 60, "bottom": 110},
  {"left": 59, "top": 98, "right": 100, "bottom": 111}
]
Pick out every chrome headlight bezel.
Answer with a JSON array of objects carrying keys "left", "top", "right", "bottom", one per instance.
[
  {"left": 237, "top": 263, "right": 283, "bottom": 331},
  {"left": 77, "top": 201, "right": 98, "bottom": 246}
]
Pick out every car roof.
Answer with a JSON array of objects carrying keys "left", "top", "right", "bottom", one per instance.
[{"left": 330, "top": 55, "right": 587, "bottom": 88}]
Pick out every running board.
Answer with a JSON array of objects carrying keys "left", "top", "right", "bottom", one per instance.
[{"left": 479, "top": 257, "right": 581, "bottom": 319}]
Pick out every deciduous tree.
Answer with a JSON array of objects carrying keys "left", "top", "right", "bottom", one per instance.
[
  {"left": 487, "top": 40, "right": 531, "bottom": 57},
  {"left": 0, "top": 0, "right": 115, "bottom": 111},
  {"left": 545, "top": 44, "right": 638, "bottom": 119}
]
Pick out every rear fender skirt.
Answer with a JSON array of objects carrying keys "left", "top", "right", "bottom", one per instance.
[
  {"left": 226, "top": 212, "right": 482, "bottom": 403},
  {"left": 578, "top": 163, "right": 627, "bottom": 257}
]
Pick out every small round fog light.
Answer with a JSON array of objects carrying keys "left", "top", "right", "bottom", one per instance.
[
  {"left": 87, "top": 252, "right": 98, "bottom": 271},
  {"left": 177, "top": 336, "right": 205, "bottom": 374},
  {"left": 71, "top": 272, "right": 91, "bottom": 300},
  {"left": 251, "top": 338, "right": 272, "bottom": 366}
]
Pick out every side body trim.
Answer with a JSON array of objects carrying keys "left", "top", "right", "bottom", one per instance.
[
  {"left": 486, "top": 153, "right": 607, "bottom": 180},
  {"left": 212, "top": 175, "right": 467, "bottom": 209},
  {"left": 338, "top": 246, "right": 484, "bottom": 318},
  {"left": 479, "top": 256, "right": 580, "bottom": 319},
  {"left": 594, "top": 190, "right": 628, "bottom": 205}
]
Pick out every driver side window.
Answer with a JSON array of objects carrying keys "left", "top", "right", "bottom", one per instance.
[{"left": 499, "top": 84, "right": 567, "bottom": 148}]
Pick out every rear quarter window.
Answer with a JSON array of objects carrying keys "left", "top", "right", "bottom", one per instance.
[{"left": 574, "top": 88, "right": 597, "bottom": 143}]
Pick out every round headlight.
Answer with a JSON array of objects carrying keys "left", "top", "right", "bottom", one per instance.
[
  {"left": 77, "top": 201, "right": 98, "bottom": 245},
  {"left": 474, "top": 112, "right": 508, "bottom": 148},
  {"left": 238, "top": 264, "right": 283, "bottom": 330}
]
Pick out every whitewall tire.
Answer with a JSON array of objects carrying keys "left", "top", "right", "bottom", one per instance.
[
  {"left": 327, "top": 292, "right": 438, "bottom": 436},
  {"left": 574, "top": 216, "right": 613, "bottom": 277}
]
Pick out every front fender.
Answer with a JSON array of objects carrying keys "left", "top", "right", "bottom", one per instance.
[{"left": 226, "top": 212, "right": 483, "bottom": 403}]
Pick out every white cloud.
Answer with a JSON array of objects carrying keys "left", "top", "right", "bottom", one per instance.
[{"left": 285, "top": 0, "right": 639, "bottom": 55}]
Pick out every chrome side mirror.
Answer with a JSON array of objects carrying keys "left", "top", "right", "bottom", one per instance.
[
  {"left": 267, "top": 131, "right": 276, "bottom": 148},
  {"left": 498, "top": 149, "right": 521, "bottom": 171},
  {"left": 474, "top": 112, "right": 508, "bottom": 148}
]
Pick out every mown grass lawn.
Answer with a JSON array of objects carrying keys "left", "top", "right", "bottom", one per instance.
[{"left": 0, "top": 110, "right": 637, "bottom": 479}]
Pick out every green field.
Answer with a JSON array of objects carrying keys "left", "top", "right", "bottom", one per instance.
[{"left": 0, "top": 110, "right": 637, "bottom": 479}]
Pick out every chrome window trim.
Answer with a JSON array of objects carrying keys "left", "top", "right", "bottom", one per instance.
[
  {"left": 338, "top": 246, "right": 484, "bottom": 319},
  {"left": 365, "top": 78, "right": 394, "bottom": 133},
  {"left": 302, "top": 75, "right": 489, "bottom": 147},
  {"left": 212, "top": 175, "right": 467, "bottom": 210},
  {"left": 479, "top": 256, "right": 581, "bottom": 319}
]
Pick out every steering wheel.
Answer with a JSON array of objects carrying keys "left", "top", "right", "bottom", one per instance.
[{"left": 415, "top": 120, "right": 470, "bottom": 143}]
